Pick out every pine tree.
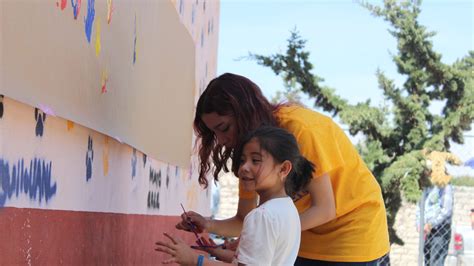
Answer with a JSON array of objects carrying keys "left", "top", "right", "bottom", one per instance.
[{"left": 250, "top": 0, "right": 473, "bottom": 244}]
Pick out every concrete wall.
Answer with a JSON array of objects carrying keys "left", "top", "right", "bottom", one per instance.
[{"left": 0, "top": 0, "right": 220, "bottom": 264}]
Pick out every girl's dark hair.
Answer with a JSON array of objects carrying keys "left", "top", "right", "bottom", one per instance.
[
  {"left": 194, "top": 73, "right": 279, "bottom": 188},
  {"left": 232, "top": 126, "right": 315, "bottom": 197}
]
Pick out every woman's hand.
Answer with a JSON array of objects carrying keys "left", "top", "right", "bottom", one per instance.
[
  {"left": 176, "top": 211, "right": 210, "bottom": 233},
  {"left": 155, "top": 233, "right": 199, "bottom": 265}
]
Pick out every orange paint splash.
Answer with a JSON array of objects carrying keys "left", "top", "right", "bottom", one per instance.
[
  {"left": 67, "top": 120, "right": 75, "bottom": 131},
  {"left": 103, "top": 136, "right": 109, "bottom": 176}
]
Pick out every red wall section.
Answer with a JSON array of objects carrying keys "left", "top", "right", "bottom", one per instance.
[{"left": 0, "top": 207, "right": 197, "bottom": 265}]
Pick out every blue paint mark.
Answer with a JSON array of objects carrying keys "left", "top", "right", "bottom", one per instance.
[
  {"left": 84, "top": 0, "right": 95, "bottom": 43},
  {"left": 179, "top": 0, "right": 184, "bottom": 15},
  {"left": 35, "top": 108, "right": 46, "bottom": 137},
  {"left": 71, "top": 0, "right": 80, "bottom": 19},
  {"left": 85, "top": 136, "right": 94, "bottom": 181},
  {"left": 0, "top": 158, "right": 57, "bottom": 207},
  {"left": 191, "top": 4, "right": 195, "bottom": 24},
  {"left": 131, "top": 149, "right": 137, "bottom": 178}
]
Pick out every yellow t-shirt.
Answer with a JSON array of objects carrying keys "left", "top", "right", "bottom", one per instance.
[{"left": 239, "top": 105, "right": 390, "bottom": 262}]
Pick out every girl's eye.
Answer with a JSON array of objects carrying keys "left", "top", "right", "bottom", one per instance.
[{"left": 252, "top": 159, "right": 262, "bottom": 164}]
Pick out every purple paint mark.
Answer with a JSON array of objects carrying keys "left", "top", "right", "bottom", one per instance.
[
  {"left": 84, "top": 0, "right": 95, "bottom": 43},
  {"left": 38, "top": 104, "right": 56, "bottom": 116},
  {"left": 0, "top": 158, "right": 57, "bottom": 207},
  {"left": 133, "top": 14, "right": 137, "bottom": 64},
  {"left": 71, "top": 0, "right": 82, "bottom": 20}
]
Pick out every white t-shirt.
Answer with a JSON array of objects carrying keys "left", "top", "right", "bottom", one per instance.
[{"left": 234, "top": 197, "right": 301, "bottom": 266}]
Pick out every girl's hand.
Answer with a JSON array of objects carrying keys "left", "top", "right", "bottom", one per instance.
[
  {"left": 175, "top": 211, "right": 210, "bottom": 233},
  {"left": 155, "top": 233, "right": 198, "bottom": 265}
]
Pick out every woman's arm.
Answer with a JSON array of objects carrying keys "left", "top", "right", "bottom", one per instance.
[{"left": 299, "top": 173, "right": 336, "bottom": 231}]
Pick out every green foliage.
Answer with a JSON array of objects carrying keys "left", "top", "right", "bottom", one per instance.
[
  {"left": 451, "top": 176, "right": 474, "bottom": 187},
  {"left": 250, "top": 0, "right": 474, "bottom": 245}
]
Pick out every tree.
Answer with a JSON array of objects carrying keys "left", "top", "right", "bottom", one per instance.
[{"left": 250, "top": 0, "right": 474, "bottom": 245}]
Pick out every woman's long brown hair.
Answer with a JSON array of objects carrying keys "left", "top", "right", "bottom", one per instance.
[{"left": 194, "top": 73, "right": 279, "bottom": 188}]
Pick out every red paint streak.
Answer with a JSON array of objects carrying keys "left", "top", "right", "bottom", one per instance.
[
  {"left": 0, "top": 207, "right": 199, "bottom": 265},
  {"left": 60, "top": 0, "right": 67, "bottom": 10},
  {"left": 101, "top": 82, "right": 107, "bottom": 94}
]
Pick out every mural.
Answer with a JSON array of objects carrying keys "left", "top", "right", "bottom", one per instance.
[
  {"left": 0, "top": 158, "right": 57, "bottom": 207},
  {"left": 1, "top": 0, "right": 196, "bottom": 168}
]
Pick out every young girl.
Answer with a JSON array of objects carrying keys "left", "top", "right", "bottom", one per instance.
[{"left": 155, "top": 126, "right": 315, "bottom": 265}]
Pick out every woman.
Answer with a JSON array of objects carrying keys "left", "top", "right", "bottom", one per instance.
[{"left": 177, "top": 73, "right": 390, "bottom": 265}]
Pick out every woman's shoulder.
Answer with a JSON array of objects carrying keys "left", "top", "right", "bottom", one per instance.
[{"left": 276, "top": 105, "right": 337, "bottom": 136}]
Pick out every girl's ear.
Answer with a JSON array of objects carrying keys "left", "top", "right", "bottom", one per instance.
[{"left": 279, "top": 160, "right": 292, "bottom": 180}]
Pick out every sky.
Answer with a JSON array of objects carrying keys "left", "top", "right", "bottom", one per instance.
[
  {"left": 217, "top": 0, "right": 472, "bottom": 108},
  {"left": 216, "top": 0, "right": 474, "bottom": 175}
]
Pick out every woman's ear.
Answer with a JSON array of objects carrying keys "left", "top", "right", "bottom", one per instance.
[{"left": 279, "top": 160, "right": 292, "bottom": 180}]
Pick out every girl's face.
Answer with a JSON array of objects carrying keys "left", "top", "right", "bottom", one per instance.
[
  {"left": 237, "top": 138, "right": 283, "bottom": 193},
  {"left": 201, "top": 112, "right": 237, "bottom": 149}
]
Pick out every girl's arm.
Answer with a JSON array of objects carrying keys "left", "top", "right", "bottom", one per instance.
[
  {"left": 299, "top": 173, "right": 337, "bottom": 231},
  {"left": 176, "top": 197, "right": 257, "bottom": 237},
  {"left": 208, "top": 197, "right": 257, "bottom": 236}
]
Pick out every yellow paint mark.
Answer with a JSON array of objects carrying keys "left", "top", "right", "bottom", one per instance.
[
  {"left": 95, "top": 17, "right": 101, "bottom": 57},
  {"left": 103, "top": 136, "right": 109, "bottom": 176},
  {"left": 66, "top": 120, "right": 74, "bottom": 131}
]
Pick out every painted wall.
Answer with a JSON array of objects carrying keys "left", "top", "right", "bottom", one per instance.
[{"left": 0, "top": 0, "right": 220, "bottom": 264}]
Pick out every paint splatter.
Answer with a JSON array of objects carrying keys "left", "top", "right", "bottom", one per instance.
[
  {"left": 85, "top": 136, "right": 94, "bottom": 181},
  {"left": 106, "top": 0, "right": 114, "bottom": 24},
  {"left": 71, "top": 0, "right": 82, "bottom": 20},
  {"left": 84, "top": 0, "right": 95, "bottom": 43},
  {"left": 101, "top": 69, "right": 108, "bottom": 93},
  {"left": 0, "top": 158, "right": 57, "bottom": 207},
  {"left": 102, "top": 136, "right": 109, "bottom": 176},
  {"left": 191, "top": 4, "right": 195, "bottom": 24},
  {"left": 0, "top": 95, "right": 4, "bottom": 119},
  {"left": 57, "top": 0, "right": 67, "bottom": 10},
  {"left": 166, "top": 165, "right": 170, "bottom": 188},
  {"left": 131, "top": 149, "right": 137, "bottom": 178},
  {"left": 150, "top": 168, "right": 161, "bottom": 187},
  {"left": 148, "top": 167, "right": 161, "bottom": 209},
  {"left": 147, "top": 191, "right": 159, "bottom": 209},
  {"left": 133, "top": 14, "right": 137, "bottom": 64},
  {"left": 67, "top": 120, "right": 74, "bottom": 131},
  {"left": 143, "top": 154, "right": 147, "bottom": 168},
  {"left": 34, "top": 108, "right": 46, "bottom": 137},
  {"left": 95, "top": 17, "right": 101, "bottom": 56}
]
